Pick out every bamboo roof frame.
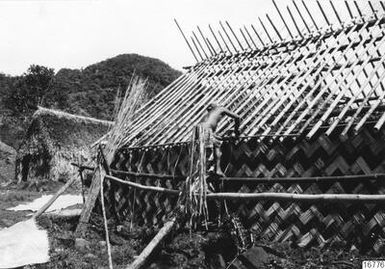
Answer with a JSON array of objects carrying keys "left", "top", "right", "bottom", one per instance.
[{"left": 121, "top": 0, "right": 385, "bottom": 148}]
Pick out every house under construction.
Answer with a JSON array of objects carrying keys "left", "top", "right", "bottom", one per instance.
[{"left": 79, "top": 0, "right": 385, "bottom": 253}]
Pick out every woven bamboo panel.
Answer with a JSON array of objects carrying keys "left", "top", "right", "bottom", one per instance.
[
  {"left": 220, "top": 124, "right": 385, "bottom": 252},
  {"left": 100, "top": 143, "right": 190, "bottom": 227}
]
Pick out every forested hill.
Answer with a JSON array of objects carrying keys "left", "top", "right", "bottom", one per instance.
[
  {"left": 49, "top": 54, "right": 182, "bottom": 119},
  {"left": 0, "top": 54, "right": 182, "bottom": 148}
]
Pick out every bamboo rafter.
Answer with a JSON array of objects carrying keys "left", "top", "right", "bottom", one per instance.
[{"left": 117, "top": 0, "right": 385, "bottom": 148}]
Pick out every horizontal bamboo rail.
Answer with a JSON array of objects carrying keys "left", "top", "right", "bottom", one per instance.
[{"left": 104, "top": 174, "right": 385, "bottom": 203}]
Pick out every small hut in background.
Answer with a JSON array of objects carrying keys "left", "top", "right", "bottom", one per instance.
[{"left": 15, "top": 107, "right": 112, "bottom": 183}]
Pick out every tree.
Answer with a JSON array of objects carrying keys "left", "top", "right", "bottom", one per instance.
[{"left": 6, "top": 65, "right": 55, "bottom": 113}]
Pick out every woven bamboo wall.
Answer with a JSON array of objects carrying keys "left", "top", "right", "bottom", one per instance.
[
  {"left": 98, "top": 124, "right": 385, "bottom": 252},
  {"left": 101, "top": 143, "right": 190, "bottom": 227},
  {"left": 219, "top": 124, "right": 385, "bottom": 252}
]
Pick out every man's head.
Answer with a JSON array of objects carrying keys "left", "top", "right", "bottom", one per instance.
[{"left": 207, "top": 102, "right": 219, "bottom": 111}]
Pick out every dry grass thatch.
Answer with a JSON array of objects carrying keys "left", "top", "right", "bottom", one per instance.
[{"left": 15, "top": 107, "right": 113, "bottom": 183}]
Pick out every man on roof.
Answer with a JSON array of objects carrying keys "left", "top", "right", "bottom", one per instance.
[{"left": 199, "top": 102, "right": 241, "bottom": 176}]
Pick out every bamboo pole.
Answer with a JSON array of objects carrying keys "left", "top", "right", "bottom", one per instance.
[
  {"left": 197, "top": 26, "right": 214, "bottom": 57},
  {"left": 354, "top": 1, "right": 364, "bottom": 18},
  {"left": 226, "top": 21, "right": 245, "bottom": 51},
  {"left": 239, "top": 28, "right": 252, "bottom": 50},
  {"left": 259, "top": 17, "right": 274, "bottom": 43},
  {"left": 209, "top": 24, "right": 224, "bottom": 53},
  {"left": 218, "top": 29, "right": 232, "bottom": 53},
  {"left": 244, "top": 26, "right": 258, "bottom": 49},
  {"left": 317, "top": 0, "right": 331, "bottom": 26},
  {"left": 192, "top": 31, "right": 209, "bottom": 59},
  {"left": 329, "top": 0, "right": 342, "bottom": 25},
  {"left": 191, "top": 37, "right": 204, "bottom": 61},
  {"left": 273, "top": 0, "right": 294, "bottom": 39},
  {"left": 127, "top": 218, "right": 177, "bottom": 269},
  {"left": 287, "top": 6, "right": 303, "bottom": 38},
  {"left": 104, "top": 174, "right": 385, "bottom": 204},
  {"left": 174, "top": 19, "right": 199, "bottom": 62},
  {"left": 33, "top": 176, "right": 78, "bottom": 219},
  {"left": 292, "top": 0, "right": 311, "bottom": 33},
  {"left": 302, "top": 0, "right": 319, "bottom": 30},
  {"left": 266, "top": 14, "right": 283, "bottom": 41},
  {"left": 345, "top": 1, "right": 354, "bottom": 20},
  {"left": 251, "top": 24, "right": 266, "bottom": 47},
  {"left": 220, "top": 21, "right": 238, "bottom": 52}
]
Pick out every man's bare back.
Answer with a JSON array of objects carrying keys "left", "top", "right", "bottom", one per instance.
[{"left": 200, "top": 103, "right": 240, "bottom": 136}]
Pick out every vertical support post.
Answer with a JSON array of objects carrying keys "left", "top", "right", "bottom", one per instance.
[
  {"left": 193, "top": 31, "right": 209, "bottom": 59},
  {"left": 317, "top": 0, "right": 331, "bottom": 26},
  {"left": 244, "top": 26, "right": 258, "bottom": 49},
  {"left": 197, "top": 26, "right": 214, "bottom": 56}
]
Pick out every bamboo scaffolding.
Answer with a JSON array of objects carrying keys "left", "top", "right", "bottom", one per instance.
[
  {"left": 308, "top": 42, "right": 385, "bottom": 138},
  {"left": 342, "top": 69, "right": 385, "bottom": 136},
  {"left": 171, "top": 33, "right": 314, "bottom": 143},
  {"left": 239, "top": 28, "right": 252, "bottom": 50},
  {"left": 145, "top": 50, "right": 258, "bottom": 144},
  {"left": 226, "top": 32, "right": 326, "bottom": 136},
  {"left": 305, "top": 29, "right": 385, "bottom": 139},
  {"left": 149, "top": 29, "right": 306, "bottom": 142},
  {"left": 242, "top": 23, "right": 359, "bottom": 136},
  {"left": 273, "top": 20, "right": 379, "bottom": 139},
  {"left": 121, "top": 55, "right": 224, "bottom": 144},
  {"left": 218, "top": 30, "right": 232, "bottom": 53}
]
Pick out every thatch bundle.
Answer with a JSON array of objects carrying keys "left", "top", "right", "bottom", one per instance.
[{"left": 15, "top": 107, "right": 113, "bottom": 183}]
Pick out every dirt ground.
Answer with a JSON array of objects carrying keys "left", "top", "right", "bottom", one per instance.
[{"left": 1, "top": 181, "right": 383, "bottom": 269}]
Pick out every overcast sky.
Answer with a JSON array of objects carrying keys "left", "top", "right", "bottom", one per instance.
[{"left": 0, "top": 0, "right": 378, "bottom": 75}]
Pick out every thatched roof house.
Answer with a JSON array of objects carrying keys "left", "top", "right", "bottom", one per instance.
[{"left": 15, "top": 107, "right": 112, "bottom": 183}]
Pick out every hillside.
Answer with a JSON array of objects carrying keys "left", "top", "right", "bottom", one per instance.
[{"left": 0, "top": 54, "right": 182, "bottom": 148}]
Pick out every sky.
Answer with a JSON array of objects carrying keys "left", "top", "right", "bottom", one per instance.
[{"left": 0, "top": 0, "right": 377, "bottom": 75}]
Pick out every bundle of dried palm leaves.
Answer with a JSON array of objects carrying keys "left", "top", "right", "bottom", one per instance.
[{"left": 104, "top": 75, "right": 147, "bottom": 164}]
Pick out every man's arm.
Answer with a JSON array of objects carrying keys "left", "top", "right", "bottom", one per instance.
[{"left": 222, "top": 108, "right": 241, "bottom": 136}]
